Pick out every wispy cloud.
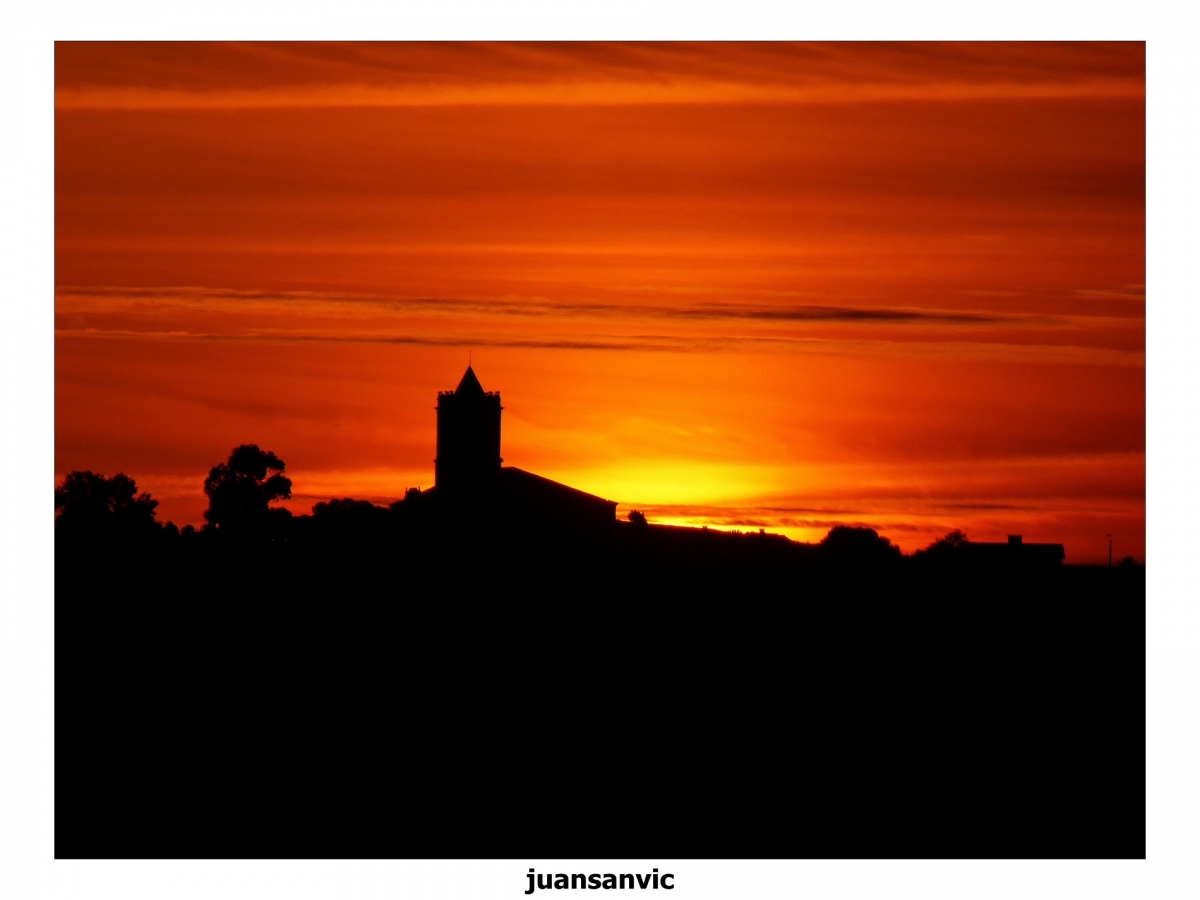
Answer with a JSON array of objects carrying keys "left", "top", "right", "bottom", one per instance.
[
  {"left": 1074, "top": 286, "right": 1145, "bottom": 302},
  {"left": 60, "top": 325, "right": 1133, "bottom": 360},
  {"left": 57, "top": 285, "right": 1008, "bottom": 325},
  {"left": 55, "top": 77, "right": 1144, "bottom": 111},
  {"left": 55, "top": 285, "right": 1145, "bottom": 365},
  {"left": 56, "top": 42, "right": 1144, "bottom": 110},
  {"left": 53, "top": 327, "right": 707, "bottom": 353}
]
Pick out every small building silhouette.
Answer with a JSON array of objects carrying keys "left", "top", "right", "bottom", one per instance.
[
  {"left": 422, "top": 365, "right": 617, "bottom": 530},
  {"left": 961, "top": 534, "right": 1065, "bottom": 567}
]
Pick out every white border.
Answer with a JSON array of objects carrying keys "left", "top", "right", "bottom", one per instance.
[{"left": 5, "top": 2, "right": 1197, "bottom": 898}]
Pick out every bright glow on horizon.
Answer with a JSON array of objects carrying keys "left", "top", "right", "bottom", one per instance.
[{"left": 54, "top": 42, "right": 1144, "bottom": 564}]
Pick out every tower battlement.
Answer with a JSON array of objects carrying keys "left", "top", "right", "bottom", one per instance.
[{"left": 437, "top": 389, "right": 500, "bottom": 399}]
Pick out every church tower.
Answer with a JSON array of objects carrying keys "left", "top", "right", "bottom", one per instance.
[{"left": 435, "top": 365, "right": 503, "bottom": 496}]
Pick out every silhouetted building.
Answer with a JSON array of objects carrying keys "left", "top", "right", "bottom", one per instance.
[
  {"left": 495, "top": 466, "right": 618, "bottom": 531},
  {"left": 960, "top": 534, "right": 1066, "bottom": 567},
  {"left": 424, "top": 366, "right": 617, "bottom": 529},
  {"left": 436, "top": 366, "right": 502, "bottom": 496}
]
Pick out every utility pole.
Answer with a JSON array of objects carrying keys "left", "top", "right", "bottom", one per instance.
[{"left": 1107, "top": 534, "right": 1113, "bottom": 568}]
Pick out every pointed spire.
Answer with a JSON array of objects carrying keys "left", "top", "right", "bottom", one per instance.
[{"left": 455, "top": 365, "right": 486, "bottom": 398}]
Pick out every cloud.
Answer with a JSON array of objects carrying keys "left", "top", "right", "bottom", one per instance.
[
  {"left": 55, "top": 77, "right": 1145, "bottom": 111},
  {"left": 54, "top": 328, "right": 1146, "bottom": 367},
  {"left": 53, "top": 326, "right": 703, "bottom": 353},
  {"left": 55, "top": 286, "right": 1145, "bottom": 366},
  {"left": 661, "top": 304, "right": 999, "bottom": 324},
  {"left": 55, "top": 43, "right": 1144, "bottom": 111},
  {"left": 58, "top": 284, "right": 1006, "bottom": 325},
  {"left": 1074, "top": 286, "right": 1145, "bottom": 302}
]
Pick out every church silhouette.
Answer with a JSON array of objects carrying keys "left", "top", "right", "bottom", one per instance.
[
  {"left": 53, "top": 364, "right": 1144, "bottom": 860},
  {"left": 411, "top": 365, "right": 618, "bottom": 530}
]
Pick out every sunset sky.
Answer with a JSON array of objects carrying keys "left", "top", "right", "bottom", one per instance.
[{"left": 54, "top": 42, "right": 1145, "bottom": 562}]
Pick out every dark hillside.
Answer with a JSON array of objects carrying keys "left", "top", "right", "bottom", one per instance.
[{"left": 55, "top": 511, "right": 1144, "bottom": 859}]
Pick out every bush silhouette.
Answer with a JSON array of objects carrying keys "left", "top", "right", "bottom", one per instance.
[
  {"left": 819, "top": 524, "right": 901, "bottom": 564},
  {"left": 312, "top": 497, "right": 390, "bottom": 534},
  {"left": 935, "top": 529, "right": 969, "bottom": 549},
  {"left": 203, "top": 444, "right": 292, "bottom": 533},
  {"left": 915, "top": 529, "right": 970, "bottom": 559},
  {"left": 54, "top": 471, "right": 159, "bottom": 535}
]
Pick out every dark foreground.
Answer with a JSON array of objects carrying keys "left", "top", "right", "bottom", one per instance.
[{"left": 56, "top": 517, "right": 1144, "bottom": 859}]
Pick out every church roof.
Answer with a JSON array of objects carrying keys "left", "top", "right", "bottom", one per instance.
[{"left": 455, "top": 365, "right": 486, "bottom": 398}]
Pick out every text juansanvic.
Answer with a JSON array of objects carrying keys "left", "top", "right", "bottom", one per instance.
[{"left": 526, "top": 869, "right": 674, "bottom": 893}]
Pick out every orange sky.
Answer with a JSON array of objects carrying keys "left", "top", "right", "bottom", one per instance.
[{"left": 54, "top": 42, "right": 1144, "bottom": 562}]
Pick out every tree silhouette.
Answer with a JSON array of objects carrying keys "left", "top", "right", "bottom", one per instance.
[
  {"left": 913, "top": 529, "right": 971, "bottom": 563},
  {"left": 819, "top": 525, "right": 901, "bottom": 563},
  {"left": 203, "top": 444, "right": 292, "bottom": 533},
  {"left": 55, "top": 471, "right": 159, "bottom": 534},
  {"left": 312, "top": 497, "right": 390, "bottom": 535},
  {"left": 934, "top": 529, "right": 969, "bottom": 549}
]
